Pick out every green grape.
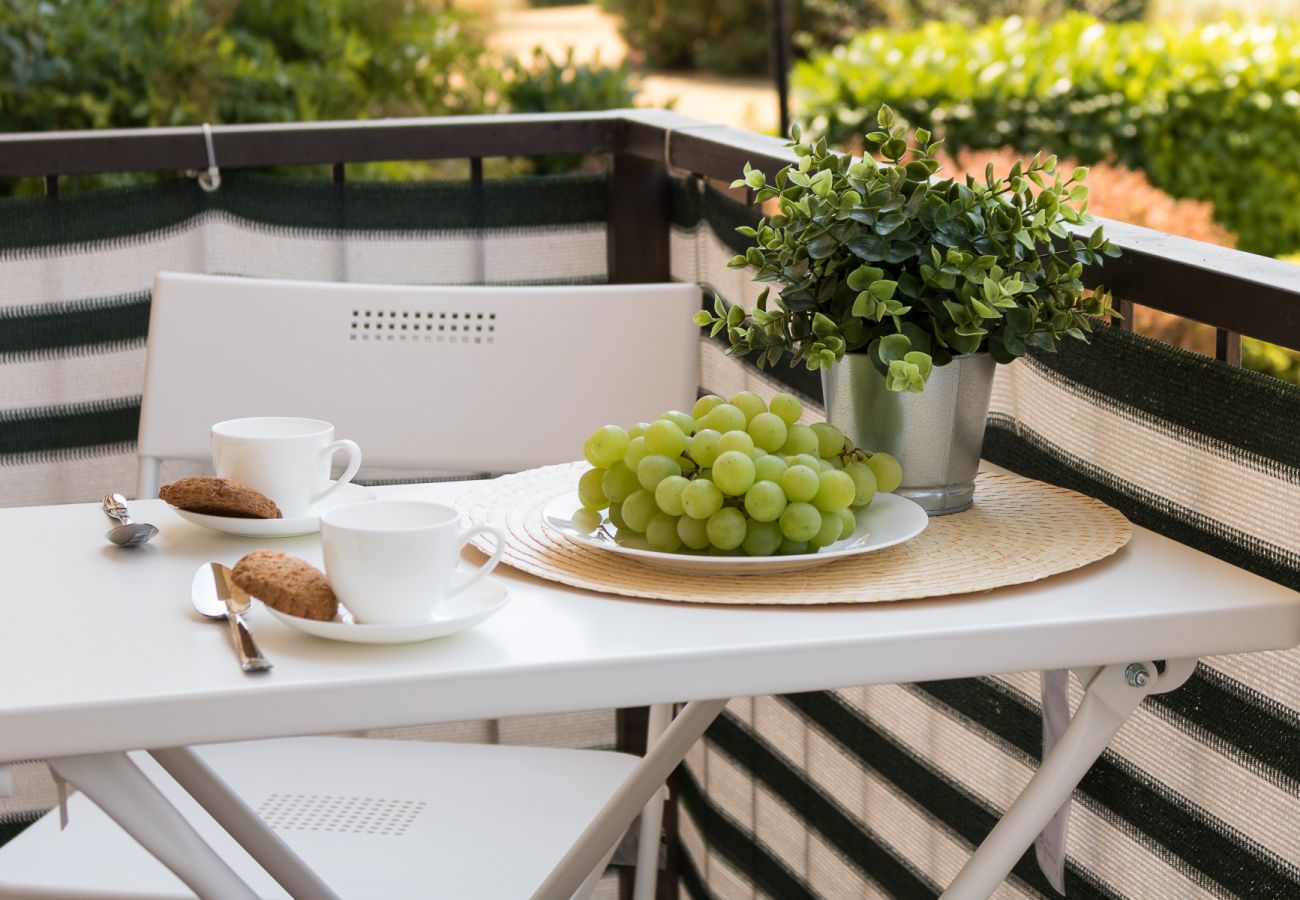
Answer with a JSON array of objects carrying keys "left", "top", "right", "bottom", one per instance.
[
  {"left": 706, "top": 507, "right": 747, "bottom": 550},
  {"left": 845, "top": 461, "right": 877, "bottom": 507},
  {"left": 717, "top": 430, "right": 755, "bottom": 456},
  {"left": 728, "top": 391, "right": 767, "bottom": 423},
  {"left": 578, "top": 467, "right": 610, "bottom": 510},
  {"left": 700, "top": 403, "right": 746, "bottom": 434},
  {"left": 814, "top": 470, "right": 856, "bottom": 512},
  {"left": 627, "top": 422, "right": 650, "bottom": 440},
  {"left": 746, "top": 413, "right": 786, "bottom": 453},
  {"left": 742, "top": 519, "right": 783, "bottom": 556},
  {"left": 751, "top": 448, "right": 767, "bottom": 459},
  {"left": 810, "top": 422, "right": 845, "bottom": 458},
  {"left": 817, "top": 459, "right": 834, "bottom": 473},
  {"left": 754, "top": 454, "right": 788, "bottom": 483},
  {"left": 677, "top": 455, "right": 698, "bottom": 476},
  {"left": 769, "top": 392, "right": 803, "bottom": 426},
  {"left": 712, "top": 450, "right": 756, "bottom": 496},
  {"left": 780, "top": 465, "right": 821, "bottom": 503},
  {"left": 654, "top": 475, "right": 690, "bottom": 516},
  {"left": 691, "top": 394, "right": 725, "bottom": 420},
  {"left": 867, "top": 452, "right": 903, "bottom": 493},
  {"left": 646, "top": 514, "right": 683, "bottom": 552},
  {"left": 583, "top": 425, "right": 629, "bottom": 468},
  {"left": 677, "top": 514, "right": 711, "bottom": 550},
  {"left": 624, "top": 436, "right": 649, "bottom": 471},
  {"left": 807, "top": 510, "right": 844, "bottom": 548},
  {"left": 780, "top": 424, "right": 820, "bottom": 457},
  {"left": 645, "top": 419, "right": 688, "bottom": 458},
  {"left": 743, "top": 480, "right": 788, "bottom": 522},
  {"left": 622, "top": 490, "right": 658, "bottom": 532},
  {"left": 790, "top": 453, "right": 822, "bottom": 472},
  {"left": 661, "top": 410, "right": 696, "bottom": 437},
  {"left": 837, "top": 508, "right": 857, "bottom": 537},
  {"left": 572, "top": 507, "right": 602, "bottom": 533},
  {"left": 779, "top": 538, "right": 809, "bottom": 555},
  {"left": 607, "top": 501, "right": 627, "bottom": 530},
  {"left": 779, "top": 502, "right": 822, "bottom": 542},
  {"left": 637, "top": 454, "right": 681, "bottom": 491},
  {"left": 680, "top": 478, "right": 724, "bottom": 519},
  {"left": 601, "top": 462, "right": 640, "bottom": 503},
  {"left": 688, "top": 429, "right": 722, "bottom": 467}
]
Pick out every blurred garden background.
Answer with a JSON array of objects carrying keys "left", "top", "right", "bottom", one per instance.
[{"left": 3, "top": 0, "right": 1300, "bottom": 382}]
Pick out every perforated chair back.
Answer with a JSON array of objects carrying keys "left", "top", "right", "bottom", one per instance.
[{"left": 136, "top": 273, "right": 701, "bottom": 497}]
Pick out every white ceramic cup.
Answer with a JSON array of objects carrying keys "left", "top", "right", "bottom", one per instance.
[
  {"left": 320, "top": 501, "right": 506, "bottom": 625},
  {"left": 211, "top": 417, "right": 362, "bottom": 518}
]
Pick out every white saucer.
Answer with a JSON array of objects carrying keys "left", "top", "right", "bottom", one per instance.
[
  {"left": 543, "top": 489, "right": 929, "bottom": 575},
  {"left": 170, "top": 483, "right": 377, "bottom": 537},
  {"left": 262, "top": 575, "right": 510, "bottom": 644}
]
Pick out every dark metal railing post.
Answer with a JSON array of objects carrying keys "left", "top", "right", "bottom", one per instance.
[
  {"left": 43, "top": 175, "right": 58, "bottom": 198},
  {"left": 769, "top": 0, "right": 791, "bottom": 138},
  {"left": 606, "top": 150, "right": 670, "bottom": 285},
  {"left": 1216, "top": 328, "right": 1243, "bottom": 366}
]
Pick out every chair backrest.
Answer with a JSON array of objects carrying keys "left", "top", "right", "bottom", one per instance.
[{"left": 137, "top": 273, "right": 701, "bottom": 496}]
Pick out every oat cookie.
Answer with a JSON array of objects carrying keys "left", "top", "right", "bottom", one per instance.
[
  {"left": 232, "top": 549, "right": 338, "bottom": 621},
  {"left": 159, "top": 476, "right": 281, "bottom": 519}
]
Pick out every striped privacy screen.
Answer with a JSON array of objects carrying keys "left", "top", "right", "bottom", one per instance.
[
  {"left": 2, "top": 171, "right": 1296, "bottom": 898},
  {"left": 671, "top": 180, "right": 1300, "bottom": 899}
]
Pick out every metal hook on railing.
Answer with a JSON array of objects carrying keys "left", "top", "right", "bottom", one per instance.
[{"left": 197, "top": 123, "right": 221, "bottom": 192}]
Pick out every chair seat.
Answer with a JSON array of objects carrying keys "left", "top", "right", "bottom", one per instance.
[{"left": 0, "top": 737, "right": 640, "bottom": 899}]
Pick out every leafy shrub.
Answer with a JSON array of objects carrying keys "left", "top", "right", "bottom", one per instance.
[
  {"left": 597, "top": 0, "right": 1141, "bottom": 76},
  {"left": 0, "top": 0, "right": 492, "bottom": 133},
  {"left": 795, "top": 14, "right": 1300, "bottom": 255},
  {"left": 947, "top": 148, "right": 1300, "bottom": 385},
  {"left": 500, "top": 48, "right": 640, "bottom": 174}
]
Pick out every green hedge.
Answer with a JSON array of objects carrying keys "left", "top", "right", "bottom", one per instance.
[
  {"left": 597, "top": 1, "right": 1142, "bottom": 76},
  {"left": 794, "top": 14, "right": 1300, "bottom": 256}
]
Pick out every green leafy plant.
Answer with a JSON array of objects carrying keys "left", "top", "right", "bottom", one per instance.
[
  {"left": 694, "top": 105, "right": 1119, "bottom": 391},
  {"left": 596, "top": 0, "right": 1142, "bottom": 76},
  {"left": 794, "top": 13, "right": 1300, "bottom": 256}
]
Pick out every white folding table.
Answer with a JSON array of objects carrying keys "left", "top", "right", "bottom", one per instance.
[{"left": 0, "top": 479, "right": 1296, "bottom": 899}]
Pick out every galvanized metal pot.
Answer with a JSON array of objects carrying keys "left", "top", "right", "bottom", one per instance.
[{"left": 820, "top": 352, "right": 997, "bottom": 515}]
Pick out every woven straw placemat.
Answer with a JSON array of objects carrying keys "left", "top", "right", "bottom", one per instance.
[{"left": 457, "top": 462, "right": 1132, "bottom": 606}]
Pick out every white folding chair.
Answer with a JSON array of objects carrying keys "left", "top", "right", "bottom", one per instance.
[{"left": 0, "top": 272, "right": 701, "bottom": 900}]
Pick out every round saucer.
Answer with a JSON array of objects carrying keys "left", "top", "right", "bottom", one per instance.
[
  {"left": 170, "top": 483, "right": 377, "bottom": 537},
  {"left": 262, "top": 575, "right": 510, "bottom": 644}
]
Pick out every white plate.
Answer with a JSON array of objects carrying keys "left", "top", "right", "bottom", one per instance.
[
  {"left": 262, "top": 574, "right": 510, "bottom": 644},
  {"left": 543, "top": 490, "right": 929, "bottom": 575},
  {"left": 170, "top": 483, "right": 377, "bottom": 537}
]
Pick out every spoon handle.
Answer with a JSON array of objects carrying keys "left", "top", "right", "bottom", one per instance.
[
  {"left": 102, "top": 493, "right": 131, "bottom": 524},
  {"left": 227, "top": 611, "right": 272, "bottom": 672}
]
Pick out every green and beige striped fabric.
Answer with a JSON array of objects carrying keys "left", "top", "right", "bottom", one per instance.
[{"left": 672, "top": 182, "right": 1300, "bottom": 899}]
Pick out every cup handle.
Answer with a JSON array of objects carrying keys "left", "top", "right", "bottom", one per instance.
[
  {"left": 449, "top": 524, "right": 506, "bottom": 597},
  {"left": 312, "top": 439, "right": 363, "bottom": 506}
]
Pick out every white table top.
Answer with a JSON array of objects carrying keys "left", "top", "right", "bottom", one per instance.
[{"left": 1, "top": 480, "right": 1297, "bottom": 762}]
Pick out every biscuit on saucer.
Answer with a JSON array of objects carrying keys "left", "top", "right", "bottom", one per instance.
[
  {"left": 160, "top": 476, "right": 281, "bottom": 519},
  {"left": 232, "top": 549, "right": 338, "bottom": 621}
]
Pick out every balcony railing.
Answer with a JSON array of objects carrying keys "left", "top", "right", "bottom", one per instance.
[{"left": 2, "top": 108, "right": 1298, "bottom": 364}]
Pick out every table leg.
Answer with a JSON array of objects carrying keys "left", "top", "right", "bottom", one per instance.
[
  {"left": 533, "top": 697, "right": 729, "bottom": 900},
  {"left": 150, "top": 746, "right": 341, "bottom": 900},
  {"left": 632, "top": 703, "right": 673, "bottom": 900},
  {"left": 46, "top": 751, "right": 259, "bottom": 900},
  {"left": 940, "top": 658, "right": 1198, "bottom": 900}
]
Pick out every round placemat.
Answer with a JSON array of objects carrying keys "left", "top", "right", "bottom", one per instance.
[{"left": 456, "top": 462, "right": 1132, "bottom": 606}]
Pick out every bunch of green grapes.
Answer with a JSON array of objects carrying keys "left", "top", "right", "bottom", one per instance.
[{"left": 577, "top": 391, "right": 903, "bottom": 556}]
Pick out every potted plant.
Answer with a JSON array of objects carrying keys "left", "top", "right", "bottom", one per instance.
[{"left": 694, "top": 105, "right": 1119, "bottom": 513}]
